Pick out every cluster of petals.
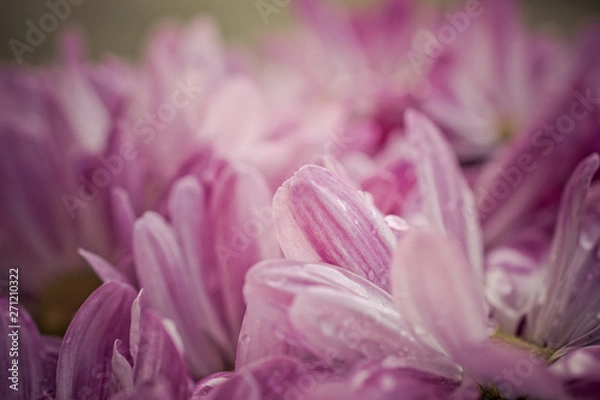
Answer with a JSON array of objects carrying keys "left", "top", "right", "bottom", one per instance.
[{"left": 1, "top": 0, "right": 600, "bottom": 399}]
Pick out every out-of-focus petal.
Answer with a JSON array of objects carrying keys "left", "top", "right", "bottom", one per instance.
[
  {"left": 133, "top": 211, "right": 224, "bottom": 377},
  {"left": 311, "top": 357, "right": 462, "bottom": 400},
  {"left": 528, "top": 154, "right": 600, "bottom": 348},
  {"left": 191, "top": 372, "right": 233, "bottom": 399},
  {"left": 1, "top": 299, "right": 55, "bottom": 399},
  {"left": 202, "top": 370, "right": 260, "bottom": 400},
  {"left": 485, "top": 227, "right": 550, "bottom": 333},
  {"left": 111, "top": 187, "right": 137, "bottom": 255},
  {"left": 199, "top": 78, "right": 267, "bottom": 152},
  {"left": 111, "top": 339, "right": 134, "bottom": 392},
  {"left": 56, "top": 282, "right": 136, "bottom": 400},
  {"left": 391, "top": 229, "right": 489, "bottom": 362},
  {"left": 166, "top": 177, "right": 231, "bottom": 353},
  {"left": 209, "top": 163, "right": 280, "bottom": 344},
  {"left": 130, "top": 291, "right": 191, "bottom": 400},
  {"left": 551, "top": 345, "right": 600, "bottom": 399},
  {"left": 110, "top": 381, "right": 175, "bottom": 400},
  {"left": 207, "top": 356, "right": 329, "bottom": 400},
  {"left": 463, "top": 341, "right": 565, "bottom": 399},
  {"left": 79, "top": 249, "right": 129, "bottom": 284},
  {"left": 405, "top": 109, "right": 483, "bottom": 276}
]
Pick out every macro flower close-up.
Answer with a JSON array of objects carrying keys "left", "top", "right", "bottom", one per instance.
[{"left": 1, "top": 0, "right": 599, "bottom": 399}]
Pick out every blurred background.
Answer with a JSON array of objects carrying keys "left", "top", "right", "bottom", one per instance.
[{"left": 1, "top": 0, "right": 600, "bottom": 65}]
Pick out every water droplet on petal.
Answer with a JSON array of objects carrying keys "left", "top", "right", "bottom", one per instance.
[
  {"left": 414, "top": 325, "right": 426, "bottom": 336},
  {"left": 579, "top": 232, "right": 595, "bottom": 250},
  {"left": 320, "top": 319, "right": 337, "bottom": 337},
  {"left": 379, "top": 374, "right": 396, "bottom": 392}
]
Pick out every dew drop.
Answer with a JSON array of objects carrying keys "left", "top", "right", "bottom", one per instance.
[
  {"left": 320, "top": 319, "right": 337, "bottom": 337},
  {"left": 379, "top": 374, "right": 396, "bottom": 392},
  {"left": 579, "top": 232, "right": 595, "bottom": 250},
  {"left": 336, "top": 199, "right": 348, "bottom": 211},
  {"left": 360, "top": 339, "right": 384, "bottom": 357},
  {"left": 413, "top": 325, "right": 427, "bottom": 336}
]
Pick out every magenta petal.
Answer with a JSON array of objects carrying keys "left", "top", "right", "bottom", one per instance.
[
  {"left": 238, "top": 259, "right": 458, "bottom": 378},
  {"left": 202, "top": 371, "right": 260, "bottom": 400},
  {"left": 191, "top": 372, "right": 234, "bottom": 398},
  {"left": 110, "top": 382, "right": 175, "bottom": 400},
  {"left": 545, "top": 154, "right": 600, "bottom": 293},
  {"left": 133, "top": 211, "right": 225, "bottom": 376},
  {"left": 209, "top": 163, "right": 279, "bottom": 344},
  {"left": 405, "top": 109, "right": 483, "bottom": 276},
  {"left": 111, "top": 339, "right": 134, "bottom": 392},
  {"left": 484, "top": 227, "right": 550, "bottom": 333},
  {"left": 111, "top": 186, "right": 136, "bottom": 253},
  {"left": 206, "top": 357, "right": 321, "bottom": 400},
  {"left": 311, "top": 358, "right": 461, "bottom": 400},
  {"left": 130, "top": 291, "right": 191, "bottom": 400},
  {"left": 56, "top": 282, "right": 136, "bottom": 400},
  {"left": 288, "top": 287, "right": 411, "bottom": 370},
  {"left": 166, "top": 177, "right": 231, "bottom": 352},
  {"left": 528, "top": 154, "right": 600, "bottom": 347},
  {"left": 273, "top": 165, "right": 396, "bottom": 289},
  {"left": 238, "top": 259, "right": 398, "bottom": 367},
  {"left": 391, "top": 229, "right": 489, "bottom": 361},
  {"left": 475, "top": 112, "right": 599, "bottom": 246},
  {"left": 79, "top": 248, "right": 129, "bottom": 284},
  {"left": 459, "top": 342, "right": 565, "bottom": 399},
  {"left": 200, "top": 78, "right": 267, "bottom": 151},
  {"left": 1, "top": 299, "right": 55, "bottom": 399}
]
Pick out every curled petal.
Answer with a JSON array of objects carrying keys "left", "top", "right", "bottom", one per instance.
[{"left": 273, "top": 165, "right": 396, "bottom": 289}]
